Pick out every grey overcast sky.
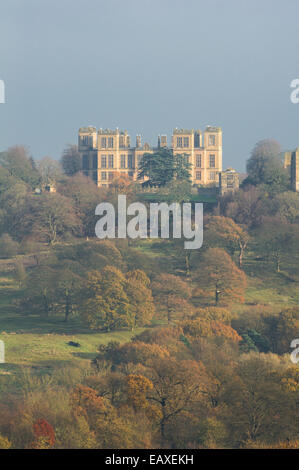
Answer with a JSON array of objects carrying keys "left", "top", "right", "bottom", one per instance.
[{"left": 0, "top": 0, "right": 299, "bottom": 171}]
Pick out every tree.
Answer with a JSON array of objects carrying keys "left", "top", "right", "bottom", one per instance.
[
  {"left": 239, "top": 329, "right": 270, "bottom": 353},
  {"left": 206, "top": 216, "right": 249, "bottom": 266},
  {"left": 197, "top": 248, "right": 246, "bottom": 304},
  {"left": 270, "top": 191, "right": 299, "bottom": 224},
  {"left": 243, "top": 139, "right": 289, "bottom": 194},
  {"left": 20, "top": 193, "right": 80, "bottom": 244},
  {"left": 21, "top": 265, "right": 57, "bottom": 317},
  {"left": 0, "top": 233, "right": 19, "bottom": 258},
  {"left": 61, "top": 144, "right": 81, "bottom": 176},
  {"left": 255, "top": 217, "right": 296, "bottom": 272},
  {"left": 54, "top": 266, "right": 83, "bottom": 322},
  {"left": 125, "top": 374, "right": 154, "bottom": 411},
  {"left": 59, "top": 173, "right": 102, "bottom": 237},
  {"left": 0, "top": 146, "right": 40, "bottom": 188},
  {"left": 0, "top": 168, "right": 29, "bottom": 235},
  {"left": 181, "top": 317, "right": 242, "bottom": 343},
  {"left": 32, "top": 419, "right": 55, "bottom": 449},
  {"left": 195, "top": 306, "right": 234, "bottom": 324},
  {"left": 0, "top": 434, "right": 11, "bottom": 449},
  {"left": 152, "top": 274, "right": 193, "bottom": 323},
  {"left": 81, "top": 267, "right": 131, "bottom": 331},
  {"left": 125, "top": 269, "right": 155, "bottom": 330},
  {"left": 144, "top": 357, "right": 208, "bottom": 444},
  {"left": 152, "top": 179, "right": 192, "bottom": 204},
  {"left": 262, "top": 308, "right": 299, "bottom": 354},
  {"left": 81, "top": 266, "right": 155, "bottom": 331},
  {"left": 223, "top": 354, "right": 297, "bottom": 445},
  {"left": 171, "top": 238, "right": 193, "bottom": 277},
  {"left": 70, "top": 384, "right": 151, "bottom": 448},
  {"left": 138, "top": 148, "right": 191, "bottom": 187},
  {"left": 92, "top": 340, "right": 170, "bottom": 372},
  {"left": 37, "top": 156, "right": 62, "bottom": 184},
  {"left": 198, "top": 417, "right": 227, "bottom": 448},
  {"left": 108, "top": 172, "right": 134, "bottom": 194},
  {"left": 220, "top": 185, "right": 267, "bottom": 229}
]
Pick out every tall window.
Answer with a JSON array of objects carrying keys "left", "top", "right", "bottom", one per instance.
[
  {"left": 177, "top": 137, "right": 183, "bottom": 148},
  {"left": 101, "top": 155, "right": 107, "bottom": 168},
  {"left": 108, "top": 172, "right": 114, "bottom": 181},
  {"left": 119, "top": 135, "right": 124, "bottom": 148},
  {"left": 101, "top": 171, "right": 107, "bottom": 181},
  {"left": 127, "top": 154, "right": 134, "bottom": 169},
  {"left": 194, "top": 132, "right": 200, "bottom": 148},
  {"left": 227, "top": 175, "right": 234, "bottom": 188},
  {"left": 101, "top": 137, "right": 107, "bottom": 148},
  {"left": 183, "top": 137, "right": 189, "bottom": 148},
  {"left": 108, "top": 137, "right": 114, "bottom": 148},
  {"left": 196, "top": 171, "right": 201, "bottom": 180},
  {"left": 82, "top": 154, "right": 89, "bottom": 170},
  {"left": 108, "top": 154, "right": 114, "bottom": 168},
  {"left": 209, "top": 171, "right": 216, "bottom": 181},
  {"left": 196, "top": 154, "right": 202, "bottom": 168},
  {"left": 92, "top": 154, "right": 97, "bottom": 169},
  {"left": 81, "top": 136, "right": 90, "bottom": 146},
  {"left": 209, "top": 135, "right": 216, "bottom": 146},
  {"left": 120, "top": 154, "right": 126, "bottom": 169},
  {"left": 209, "top": 154, "right": 216, "bottom": 168}
]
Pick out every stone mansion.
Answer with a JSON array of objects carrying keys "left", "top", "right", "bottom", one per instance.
[{"left": 78, "top": 126, "right": 223, "bottom": 187}]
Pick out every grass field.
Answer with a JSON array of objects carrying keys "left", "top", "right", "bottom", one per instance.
[{"left": 0, "top": 264, "right": 144, "bottom": 393}]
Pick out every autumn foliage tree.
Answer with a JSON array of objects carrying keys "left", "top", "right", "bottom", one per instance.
[
  {"left": 32, "top": 419, "right": 55, "bottom": 449},
  {"left": 206, "top": 216, "right": 249, "bottom": 266},
  {"left": 81, "top": 267, "right": 131, "bottom": 331},
  {"left": 197, "top": 248, "right": 246, "bottom": 305},
  {"left": 180, "top": 318, "right": 242, "bottom": 344},
  {"left": 144, "top": 357, "right": 208, "bottom": 444},
  {"left": 125, "top": 270, "right": 155, "bottom": 330},
  {"left": 81, "top": 266, "right": 155, "bottom": 331},
  {"left": 152, "top": 273, "right": 193, "bottom": 323},
  {"left": 125, "top": 374, "right": 154, "bottom": 410}
]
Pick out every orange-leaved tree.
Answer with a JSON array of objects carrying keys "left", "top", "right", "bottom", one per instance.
[
  {"left": 32, "top": 419, "right": 55, "bottom": 449},
  {"left": 206, "top": 216, "right": 249, "bottom": 267},
  {"left": 197, "top": 248, "right": 246, "bottom": 305},
  {"left": 152, "top": 273, "right": 193, "bottom": 324}
]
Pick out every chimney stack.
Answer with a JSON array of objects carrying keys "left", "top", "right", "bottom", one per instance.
[
  {"left": 160, "top": 135, "right": 167, "bottom": 147},
  {"left": 136, "top": 135, "right": 141, "bottom": 148}
]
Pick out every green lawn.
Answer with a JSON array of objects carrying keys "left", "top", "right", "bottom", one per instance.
[{"left": 0, "top": 267, "right": 143, "bottom": 390}]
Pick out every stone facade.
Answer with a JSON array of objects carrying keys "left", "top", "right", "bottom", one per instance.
[
  {"left": 219, "top": 167, "right": 239, "bottom": 195},
  {"left": 78, "top": 126, "right": 222, "bottom": 187},
  {"left": 284, "top": 148, "right": 299, "bottom": 191}
]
